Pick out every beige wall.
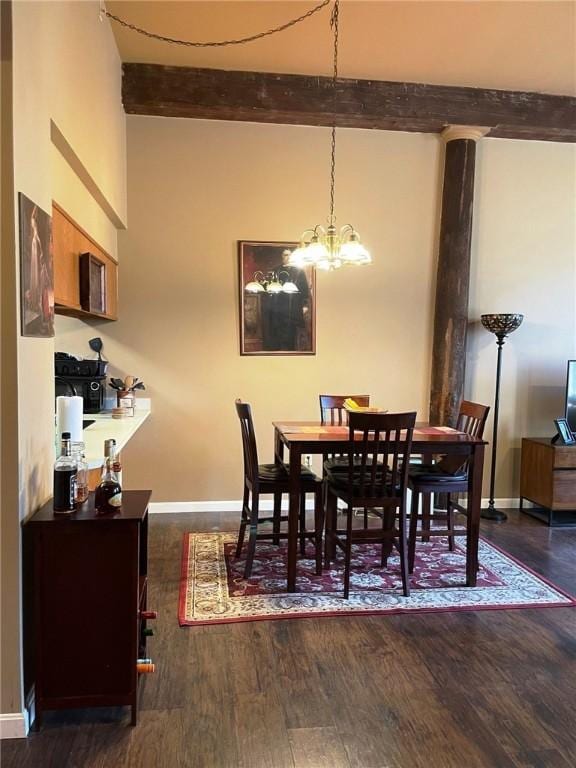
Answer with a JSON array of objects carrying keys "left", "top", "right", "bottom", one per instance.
[
  {"left": 2, "top": 0, "right": 125, "bottom": 722},
  {"left": 468, "top": 138, "right": 576, "bottom": 499},
  {"left": 109, "top": 115, "right": 440, "bottom": 501},
  {"left": 1, "top": 0, "right": 22, "bottom": 725},
  {"left": 97, "top": 116, "right": 574, "bottom": 506}
]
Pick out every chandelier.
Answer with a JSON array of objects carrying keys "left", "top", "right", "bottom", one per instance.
[{"left": 288, "top": 0, "right": 372, "bottom": 271}]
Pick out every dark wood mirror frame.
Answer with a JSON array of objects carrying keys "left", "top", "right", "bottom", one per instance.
[{"left": 238, "top": 240, "right": 316, "bottom": 356}]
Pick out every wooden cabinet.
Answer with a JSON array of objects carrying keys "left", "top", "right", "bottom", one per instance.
[
  {"left": 520, "top": 438, "right": 576, "bottom": 526},
  {"left": 24, "top": 490, "right": 153, "bottom": 727},
  {"left": 52, "top": 203, "right": 118, "bottom": 320}
]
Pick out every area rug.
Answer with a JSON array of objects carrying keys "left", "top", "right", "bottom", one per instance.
[{"left": 178, "top": 532, "right": 575, "bottom": 626}]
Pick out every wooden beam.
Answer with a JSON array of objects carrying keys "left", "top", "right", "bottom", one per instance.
[{"left": 122, "top": 63, "right": 576, "bottom": 143}]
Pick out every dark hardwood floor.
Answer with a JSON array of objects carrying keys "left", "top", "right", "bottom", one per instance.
[{"left": 3, "top": 509, "right": 575, "bottom": 768}]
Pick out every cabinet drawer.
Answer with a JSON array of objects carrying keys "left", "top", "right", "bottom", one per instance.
[
  {"left": 553, "top": 447, "right": 576, "bottom": 469},
  {"left": 552, "top": 470, "right": 576, "bottom": 509}
]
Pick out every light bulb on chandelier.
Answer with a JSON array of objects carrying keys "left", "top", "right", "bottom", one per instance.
[{"left": 288, "top": 0, "right": 372, "bottom": 272}]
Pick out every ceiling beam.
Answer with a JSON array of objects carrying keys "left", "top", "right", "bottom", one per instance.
[{"left": 122, "top": 64, "right": 576, "bottom": 143}]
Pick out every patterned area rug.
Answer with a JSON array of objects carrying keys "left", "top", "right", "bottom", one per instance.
[{"left": 179, "top": 532, "right": 575, "bottom": 626}]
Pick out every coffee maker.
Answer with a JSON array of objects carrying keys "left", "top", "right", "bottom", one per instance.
[{"left": 55, "top": 338, "right": 108, "bottom": 414}]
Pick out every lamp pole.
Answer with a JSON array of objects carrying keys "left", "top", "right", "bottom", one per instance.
[{"left": 480, "top": 313, "right": 524, "bottom": 522}]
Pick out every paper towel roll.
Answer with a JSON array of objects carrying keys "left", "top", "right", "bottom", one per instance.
[{"left": 56, "top": 396, "right": 83, "bottom": 443}]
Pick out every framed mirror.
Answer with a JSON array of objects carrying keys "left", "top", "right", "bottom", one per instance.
[{"left": 238, "top": 241, "right": 316, "bottom": 356}]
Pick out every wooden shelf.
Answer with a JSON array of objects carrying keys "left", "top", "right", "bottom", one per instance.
[{"left": 52, "top": 202, "right": 118, "bottom": 321}]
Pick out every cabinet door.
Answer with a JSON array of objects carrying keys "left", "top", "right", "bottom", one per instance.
[
  {"left": 39, "top": 523, "right": 138, "bottom": 701},
  {"left": 52, "top": 206, "right": 81, "bottom": 309}
]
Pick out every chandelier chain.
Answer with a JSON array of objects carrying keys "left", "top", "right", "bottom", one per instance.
[
  {"left": 103, "top": 0, "right": 331, "bottom": 48},
  {"left": 329, "top": 0, "right": 339, "bottom": 223}
]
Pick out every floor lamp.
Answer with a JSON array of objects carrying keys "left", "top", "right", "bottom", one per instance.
[{"left": 480, "top": 313, "right": 524, "bottom": 522}]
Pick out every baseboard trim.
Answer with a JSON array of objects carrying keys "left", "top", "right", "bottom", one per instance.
[
  {"left": 0, "top": 712, "right": 28, "bottom": 739},
  {"left": 150, "top": 500, "right": 287, "bottom": 514},
  {"left": 149, "top": 497, "right": 521, "bottom": 514}
]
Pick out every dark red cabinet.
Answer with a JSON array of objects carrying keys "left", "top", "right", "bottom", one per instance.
[{"left": 24, "top": 490, "right": 152, "bottom": 727}]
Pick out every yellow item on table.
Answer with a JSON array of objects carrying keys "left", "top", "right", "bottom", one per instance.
[{"left": 343, "top": 399, "right": 388, "bottom": 414}]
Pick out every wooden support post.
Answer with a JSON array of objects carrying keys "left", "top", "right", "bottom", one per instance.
[{"left": 429, "top": 126, "right": 488, "bottom": 426}]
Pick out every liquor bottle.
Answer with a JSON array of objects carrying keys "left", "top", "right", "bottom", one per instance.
[
  {"left": 95, "top": 457, "right": 122, "bottom": 514},
  {"left": 54, "top": 432, "right": 77, "bottom": 513},
  {"left": 103, "top": 439, "right": 122, "bottom": 486},
  {"left": 74, "top": 450, "right": 89, "bottom": 505},
  {"left": 110, "top": 446, "right": 123, "bottom": 487}
]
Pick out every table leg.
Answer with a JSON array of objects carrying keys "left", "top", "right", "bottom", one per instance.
[
  {"left": 466, "top": 443, "right": 485, "bottom": 586},
  {"left": 274, "top": 427, "right": 285, "bottom": 465},
  {"left": 288, "top": 443, "right": 302, "bottom": 592},
  {"left": 420, "top": 451, "right": 433, "bottom": 542}
]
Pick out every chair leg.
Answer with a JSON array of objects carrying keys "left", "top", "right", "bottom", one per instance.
[
  {"left": 299, "top": 491, "right": 307, "bottom": 557},
  {"left": 243, "top": 494, "right": 259, "bottom": 579},
  {"left": 272, "top": 491, "right": 281, "bottom": 545},
  {"left": 235, "top": 485, "right": 250, "bottom": 558},
  {"left": 324, "top": 490, "right": 337, "bottom": 568},
  {"left": 446, "top": 493, "right": 455, "bottom": 551},
  {"left": 343, "top": 505, "right": 353, "bottom": 599},
  {"left": 421, "top": 492, "right": 431, "bottom": 542},
  {"left": 398, "top": 510, "right": 410, "bottom": 597},
  {"left": 408, "top": 488, "right": 419, "bottom": 574},
  {"left": 381, "top": 509, "right": 394, "bottom": 568},
  {"left": 314, "top": 485, "right": 324, "bottom": 576}
]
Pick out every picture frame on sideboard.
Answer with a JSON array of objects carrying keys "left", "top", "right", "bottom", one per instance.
[{"left": 553, "top": 417, "right": 576, "bottom": 445}]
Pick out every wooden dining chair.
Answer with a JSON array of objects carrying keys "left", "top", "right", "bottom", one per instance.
[
  {"left": 319, "top": 393, "right": 371, "bottom": 472},
  {"left": 407, "top": 400, "right": 490, "bottom": 573},
  {"left": 319, "top": 394, "right": 377, "bottom": 524},
  {"left": 235, "top": 400, "right": 324, "bottom": 579},
  {"left": 319, "top": 394, "right": 371, "bottom": 426},
  {"left": 324, "top": 410, "right": 416, "bottom": 598}
]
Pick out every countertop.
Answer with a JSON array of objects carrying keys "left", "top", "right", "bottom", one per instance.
[{"left": 81, "top": 408, "right": 151, "bottom": 469}]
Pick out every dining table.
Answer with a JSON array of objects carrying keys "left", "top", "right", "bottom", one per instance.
[{"left": 273, "top": 420, "right": 487, "bottom": 593}]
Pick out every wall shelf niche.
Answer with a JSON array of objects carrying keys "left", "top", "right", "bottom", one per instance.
[{"left": 52, "top": 202, "right": 118, "bottom": 321}]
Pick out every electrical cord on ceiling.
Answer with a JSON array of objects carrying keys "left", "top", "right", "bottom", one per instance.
[{"left": 101, "top": 0, "right": 331, "bottom": 48}]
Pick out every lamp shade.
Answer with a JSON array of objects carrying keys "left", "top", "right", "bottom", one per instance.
[{"left": 481, "top": 313, "right": 524, "bottom": 336}]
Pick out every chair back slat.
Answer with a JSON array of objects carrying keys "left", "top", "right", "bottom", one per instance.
[
  {"left": 347, "top": 411, "right": 416, "bottom": 503},
  {"left": 437, "top": 400, "right": 490, "bottom": 474},
  {"left": 319, "top": 394, "right": 370, "bottom": 426},
  {"left": 235, "top": 399, "right": 259, "bottom": 486},
  {"left": 456, "top": 400, "right": 490, "bottom": 438}
]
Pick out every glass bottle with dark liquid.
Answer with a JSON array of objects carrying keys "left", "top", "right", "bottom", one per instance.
[
  {"left": 95, "top": 456, "right": 122, "bottom": 514},
  {"left": 54, "top": 432, "right": 77, "bottom": 513}
]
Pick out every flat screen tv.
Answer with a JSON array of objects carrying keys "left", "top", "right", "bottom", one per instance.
[{"left": 565, "top": 360, "right": 576, "bottom": 434}]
